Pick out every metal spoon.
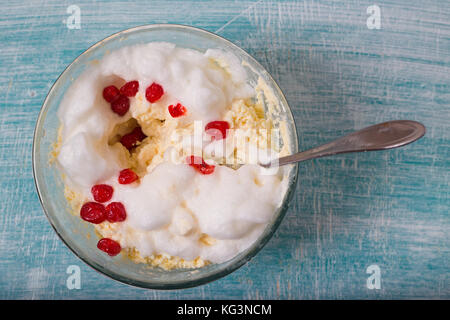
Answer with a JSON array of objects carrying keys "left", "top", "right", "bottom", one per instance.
[{"left": 260, "top": 120, "right": 426, "bottom": 168}]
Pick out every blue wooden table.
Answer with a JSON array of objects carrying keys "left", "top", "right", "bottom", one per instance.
[{"left": 0, "top": 0, "right": 448, "bottom": 299}]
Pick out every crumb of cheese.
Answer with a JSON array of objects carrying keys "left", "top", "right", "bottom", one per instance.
[
  {"left": 199, "top": 233, "right": 217, "bottom": 246},
  {"left": 49, "top": 126, "right": 63, "bottom": 164},
  {"left": 126, "top": 248, "right": 209, "bottom": 270}
]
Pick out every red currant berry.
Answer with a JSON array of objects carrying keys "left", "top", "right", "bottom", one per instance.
[
  {"left": 80, "top": 202, "right": 106, "bottom": 224},
  {"left": 97, "top": 238, "right": 122, "bottom": 256},
  {"left": 168, "top": 103, "right": 187, "bottom": 118},
  {"left": 91, "top": 184, "right": 114, "bottom": 203},
  {"left": 145, "top": 82, "right": 164, "bottom": 103},
  {"left": 118, "top": 169, "right": 139, "bottom": 184},
  {"left": 110, "top": 94, "right": 130, "bottom": 116},
  {"left": 120, "top": 127, "right": 147, "bottom": 150},
  {"left": 205, "top": 121, "right": 230, "bottom": 140},
  {"left": 103, "top": 85, "right": 120, "bottom": 103},
  {"left": 186, "top": 155, "right": 215, "bottom": 175},
  {"left": 105, "top": 202, "right": 127, "bottom": 222},
  {"left": 120, "top": 81, "right": 139, "bottom": 97}
]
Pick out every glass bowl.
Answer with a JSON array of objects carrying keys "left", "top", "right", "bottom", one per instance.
[{"left": 33, "top": 24, "right": 298, "bottom": 289}]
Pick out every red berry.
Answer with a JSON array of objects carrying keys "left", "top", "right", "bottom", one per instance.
[
  {"left": 110, "top": 94, "right": 130, "bottom": 116},
  {"left": 186, "top": 155, "right": 215, "bottom": 175},
  {"left": 120, "top": 81, "right": 139, "bottom": 97},
  {"left": 132, "top": 126, "right": 147, "bottom": 140},
  {"left": 80, "top": 202, "right": 106, "bottom": 224},
  {"left": 168, "top": 103, "right": 187, "bottom": 118},
  {"left": 120, "top": 133, "right": 137, "bottom": 150},
  {"left": 120, "top": 127, "right": 147, "bottom": 150},
  {"left": 118, "top": 169, "right": 139, "bottom": 184},
  {"left": 145, "top": 83, "right": 164, "bottom": 103},
  {"left": 205, "top": 121, "right": 230, "bottom": 140},
  {"left": 91, "top": 184, "right": 114, "bottom": 203},
  {"left": 97, "top": 238, "right": 121, "bottom": 256},
  {"left": 103, "top": 85, "right": 120, "bottom": 103},
  {"left": 105, "top": 202, "right": 127, "bottom": 222}
]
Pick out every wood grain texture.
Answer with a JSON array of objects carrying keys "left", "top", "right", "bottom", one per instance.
[{"left": 0, "top": 0, "right": 448, "bottom": 299}]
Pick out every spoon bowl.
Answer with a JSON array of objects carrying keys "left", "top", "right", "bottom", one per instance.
[{"left": 261, "top": 120, "right": 425, "bottom": 168}]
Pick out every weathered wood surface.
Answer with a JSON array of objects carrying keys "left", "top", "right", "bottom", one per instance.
[{"left": 0, "top": 0, "right": 448, "bottom": 299}]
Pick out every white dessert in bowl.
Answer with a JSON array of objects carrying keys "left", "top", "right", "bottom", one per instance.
[
  {"left": 55, "top": 41, "right": 292, "bottom": 268},
  {"left": 35, "top": 25, "right": 298, "bottom": 288}
]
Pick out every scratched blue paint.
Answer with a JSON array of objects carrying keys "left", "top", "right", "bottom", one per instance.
[{"left": 0, "top": 0, "right": 448, "bottom": 299}]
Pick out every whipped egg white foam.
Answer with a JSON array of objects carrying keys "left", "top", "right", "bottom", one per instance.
[{"left": 56, "top": 42, "right": 291, "bottom": 264}]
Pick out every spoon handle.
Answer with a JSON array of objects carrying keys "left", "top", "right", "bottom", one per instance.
[{"left": 268, "top": 120, "right": 426, "bottom": 168}]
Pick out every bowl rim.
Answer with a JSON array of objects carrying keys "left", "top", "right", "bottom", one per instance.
[{"left": 32, "top": 23, "right": 299, "bottom": 290}]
